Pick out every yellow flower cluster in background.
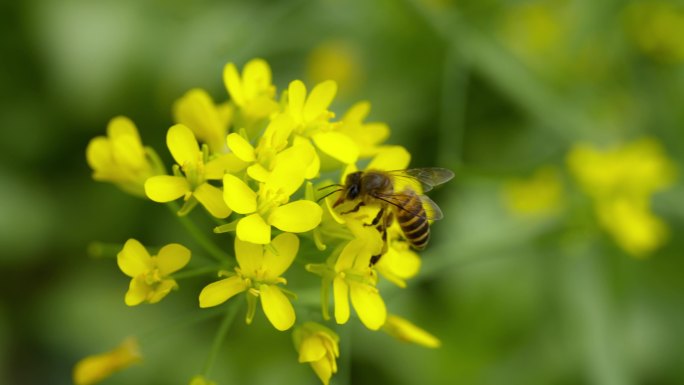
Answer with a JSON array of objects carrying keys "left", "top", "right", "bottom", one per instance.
[
  {"left": 82, "top": 58, "right": 441, "bottom": 385},
  {"left": 568, "top": 138, "right": 676, "bottom": 257}
]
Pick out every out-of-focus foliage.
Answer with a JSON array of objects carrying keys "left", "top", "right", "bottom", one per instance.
[{"left": 2, "top": 0, "right": 684, "bottom": 384}]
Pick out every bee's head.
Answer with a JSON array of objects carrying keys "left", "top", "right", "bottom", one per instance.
[
  {"left": 345, "top": 172, "right": 363, "bottom": 200},
  {"left": 333, "top": 172, "right": 363, "bottom": 208}
]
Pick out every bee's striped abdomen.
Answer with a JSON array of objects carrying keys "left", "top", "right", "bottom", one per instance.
[{"left": 395, "top": 192, "right": 430, "bottom": 250}]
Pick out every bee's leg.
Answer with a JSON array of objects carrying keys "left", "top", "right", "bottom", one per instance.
[
  {"left": 364, "top": 207, "right": 385, "bottom": 227},
  {"left": 370, "top": 220, "right": 389, "bottom": 266},
  {"left": 341, "top": 201, "right": 365, "bottom": 215}
]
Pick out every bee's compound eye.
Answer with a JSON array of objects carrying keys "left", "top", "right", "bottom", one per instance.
[{"left": 348, "top": 185, "right": 359, "bottom": 199}]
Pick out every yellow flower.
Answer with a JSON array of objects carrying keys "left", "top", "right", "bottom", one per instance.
[
  {"left": 502, "top": 166, "right": 564, "bottom": 217},
  {"left": 73, "top": 337, "right": 142, "bottom": 385},
  {"left": 336, "top": 101, "right": 390, "bottom": 158},
  {"left": 174, "top": 88, "right": 233, "bottom": 154},
  {"left": 189, "top": 375, "right": 217, "bottom": 385},
  {"left": 286, "top": 79, "right": 360, "bottom": 166},
  {"left": 223, "top": 58, "right": 279, "bottom": 130},
  {"left": 86, "top": 116, "right": 159, "bottom": 197},
  {"left": 199, "top": 233, "right": 299, "bottom": 331},
  {"left": 567, "top": 138, "right": 677, "bottom": 257},
  {"left": 293, "top": 322, "right": 340, "bottom": 385},
  {"left": 117, "top": 239, "right": 191, "bottom": 306},
  {"left": 308, "top": 239, "right": 387, "bottom": 330},
  {"left": 382, "top": 315, "right": 441, "bottom": 348},
  {"left": 225, "top": 114, "right": 317, "bottom": 182},
  {"left": 222, "top": 146, "right": 322, "bottom": 244},
  {"left": 144, "top": 124, "right": 233, "bottom": 218}
]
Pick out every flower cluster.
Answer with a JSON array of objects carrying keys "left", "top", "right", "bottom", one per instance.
[{"left": 80, "top": 58, "right": 444, "bottom": 385}]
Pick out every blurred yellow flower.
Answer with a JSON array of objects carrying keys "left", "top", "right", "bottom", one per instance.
[
  {"left": 199, "top": 233, "right": 299, "bottom": 331},
  {"left": 382, "top": 315, "right": 441, "bottom": 348},
  {"left": 86, "top": 116, "right": 159, "bottom": 197},
  {"left": 502, "top": 166, "right": 564, "bottom": 217},
  {"left": 567, "top": 138, "right": 676, "bottom": 257},
  {"left": 222, "top": 145, "right": 322, "bottom": 244},
  {"left": 174, "top": 88, "right": 233, "bottom": 154},
  {"left": 293, "top": 322, "right": 340, "bottom": 385},
  {"left": 117, "top": 239, "right": 191, "bottom": 306},
  {"left": 307, "top": 40, "right": 363, "bottom": 96},
  {"left": 144, "top": 124, "right": 233, "bottom": 218},
  {"left": 189, "top": 375, "right": 217, "bottom": 385},
  {"left": 624, "top": 1, "right": 684, "bottom": 63},
  {"left": 73, "top": 337, "right": 142, "bottom": 385}
]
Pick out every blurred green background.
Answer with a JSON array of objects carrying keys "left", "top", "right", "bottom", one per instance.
[{"left": 2, "top": 0, "right": 684, "bottom": 384}]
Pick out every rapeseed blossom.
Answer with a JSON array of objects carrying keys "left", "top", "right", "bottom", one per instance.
[
  {"left": 82, "top": 57, "right": 448, "bottom": 385},
  {"left": 86, "top": 116, "right": 160, "bottom": 197},
  {"left": 117, "top": 239, "right": 191, "bottom": 306},
  {"left": 293, "top": 322, "right": 340, "bottom": 385}
]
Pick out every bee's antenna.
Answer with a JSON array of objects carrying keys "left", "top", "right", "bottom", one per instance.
[
  {"left": 318, "top": 184, "right": 342, "bottom": 191},
  {"left": 316, "top": 188, "right": 343, "bottom": 203}
]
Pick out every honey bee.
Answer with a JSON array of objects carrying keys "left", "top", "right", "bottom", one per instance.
[{"left": 321, "top": 168, "right": 454, "bottom": 265}]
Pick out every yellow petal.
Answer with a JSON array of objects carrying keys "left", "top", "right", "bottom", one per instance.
[
  {"left": 125, "top": 277, "right": 151, "bottom": 306},
  {"left": 288, "top": 80, "right": 307, "bottom": 117},
  {"left": 269, "top": 200, "right": 322, "bottom": 233},
  {"left": 117, "top": 239, "right": 152, "bottom": 277},
  {"left": 259, "top": 284, "right": 295, "bottom": 331},
  {"left": 167, "top": 124, "right": 199, "bottom": 166},
  {"left": 226, "top": 133, "right": 256, "bottom": 162},
  {"left": 236, "top": 213, "right": 271, "bottom": 244},
  {"left": 335, "top": 239, "right": 364, "bottom": 271},
  {"left": 242, "top": 58, "right": 272, "bottom": 100},
  {"left": 312, "top": 131, "right": 359, "bottom": 164},
  {"left": 73, "top": 337, "right": 141, "bottom": 385},
  {"left": 303, "top": 80, "right": 337, "bottom": 122},
  {"left": 310, "top": 357, "right": 334, "bottom": 385},
  {"left": 262, "top": 233, "right": 299, "bottom": 279},
  {"left": 247, "top": 163, "right": 270, "bottom": 182},
  {"left": 383, "top": 315, "right": 441, "bottom": 348},
  {"left": 108, "top": 117, "right": 146, "bottom": 170},
  {"left": 156, "top": 243, "right": 191, "bottom": 276},
  {"left": 199, "top": 276, "right": 246, "bottom": 308},
  {"left": 267, "top": 145, "right": 312, "bottom": 196},
  {"left": 333, "top": 277, "right": 350, "bottom": 324},
  {"left": 173, "top": 89, "right": 225, "bottom": 152},
  {"left": 223, "top": 62, "right": 244, "bottom": 106},
  {"left": 263, "top": 114, "right": 295, "bottom": 151},
  {"left": 147, "top": 279, "right": 178, "bottom": 304},
  {"left": 350, "top": 282, "right": 386, "bottom": 330},
  {"left": 298, "top": 337, "right": 327, "bottom": 363},
  {"left": 235, "top": 237, "right": 264, "bottom": 276},
  {"left": 367, "top": 145, "right": 410, "bottom": 171},
  {"left": 205, "top": 153, "right": 248, "bottom": 178},
  {"left": 86, "top": 137, "right": 112, "bottom": 172},
  {"left": 222, "top": 174, "right": 257, "bottom": 214},
  {"left": 144, "top": 175, "right": 189, "bottom": 202},
  {"left": 194, "top": 183, "right": 232, "bottom": 218}
]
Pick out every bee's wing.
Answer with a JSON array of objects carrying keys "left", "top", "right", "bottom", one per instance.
[
  {"left": 385, "top": 168, "right": 454, "bottom": 192},
  {"left": 373, "top": 192, "right": 444, "bottom": 221},
  {"left": 418, "top": 194, "right": 444, "bottom": 221}
]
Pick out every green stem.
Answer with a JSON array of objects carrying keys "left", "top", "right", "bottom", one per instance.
[
  {"left": 202, "top": 298, "right": 244, "bottom": 377},
  {"left": 171, "top": 265, "right": 224, "bottom": 280},
  {"left": 138, "top": 307, "right": 224, "bottom": 344},
  {"left": 166, "top": 201, "right": 231, "bottom": 263}
]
